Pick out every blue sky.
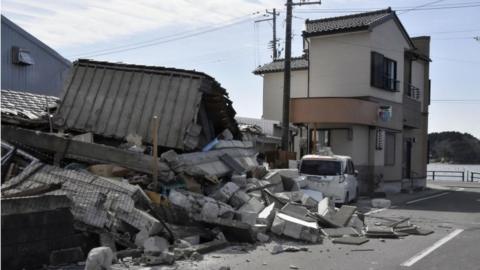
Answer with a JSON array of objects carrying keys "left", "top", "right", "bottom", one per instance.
[{"left": 2, "top": 0, "right": 479, "bottom": 138}]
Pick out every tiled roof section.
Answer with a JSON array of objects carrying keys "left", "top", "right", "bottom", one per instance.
[
  {"left": 53, "top": 59, "right": 240, "bottom": 150},
  {"left": 304, "top": 8, "right": 392, "bottom": 36},
  {"left": 1, "top": 89, "right": 58, "bottom": 120},
  {"left": 253, "top": 57, "right": 308, "bottom": 74}
]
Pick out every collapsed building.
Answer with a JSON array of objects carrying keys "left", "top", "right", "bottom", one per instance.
[{"left": 1, "top": 60, "right": 432, "bottom": 270}]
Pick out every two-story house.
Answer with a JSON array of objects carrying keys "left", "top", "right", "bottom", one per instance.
[{"left": 254, "top": 8, "right": 431, "bottom": 194}]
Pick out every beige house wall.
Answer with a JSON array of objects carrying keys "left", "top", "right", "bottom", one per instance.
[
  {"left": 308, "top": 19, "right": 411, "bottom": 103},
  {"left": 262, "top": 70, "right": 308, "bottom": 121}
]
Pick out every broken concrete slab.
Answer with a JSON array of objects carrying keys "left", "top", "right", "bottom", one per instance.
[
  {"left": 321, "top": 227, "right": 361, "bottom": 238},
  {"left": 219, "top": 153, "right": 247, "bottom": 174},
  {"left": 332, "top": 237, "right": 369, "bottom": 245},
  {"left": 395, "top": 226, "right": 434, "bottom": 236},
  {"left": 271, "top": 245, "right": 308, "bottom": 255},
  {"left": 365, "top": 227, "right": 399, "bottom": 238},
  {"left": 192, "top": 239, "right": 229, "bottom": 254},
  {"left": 238, "top": 197, "right": 264, "bottom": 214},
  {"left": 331, "top": 205, "right": 357, "bottom": 227}
]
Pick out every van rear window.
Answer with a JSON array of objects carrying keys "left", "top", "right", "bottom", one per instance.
[{"left": 300, "top": 160, "right": 341, "bottom": 176}]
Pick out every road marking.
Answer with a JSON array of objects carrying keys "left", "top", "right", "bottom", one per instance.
[
  {"left": 365, "top": 208, "right": 387, "bottom": 215},
  {"left": 456, "top": 188, "right": 465, "bottom": 191},
  {"left": 405, "top": 192, "right": 450, "bottom": 205},
  {"left": 400, "top": 229, "right": 464, "bottom": 267}
]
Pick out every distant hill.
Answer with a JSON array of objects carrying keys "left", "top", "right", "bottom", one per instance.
[{"left": 429, "top": 132, "right": 480, "bottom": 164}]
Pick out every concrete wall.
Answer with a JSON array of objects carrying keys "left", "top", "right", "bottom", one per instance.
[
  {"left": 308, "top": 19, "right": 411, "bottom": 103},
  {"left": 262, "top": 70, "right": 308, "bottom": 121}
]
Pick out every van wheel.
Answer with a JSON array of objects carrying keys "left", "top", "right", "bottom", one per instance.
[{"left": 345, "top": 192, "right": 350, "bottom": 204}]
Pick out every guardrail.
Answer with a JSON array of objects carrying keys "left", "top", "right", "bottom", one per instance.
[
  {"left": 428, "top": 170, "right": 480, "bottom": 182},
  {"left": 471, "top": 172, "right": 480, "bottom": 182}
]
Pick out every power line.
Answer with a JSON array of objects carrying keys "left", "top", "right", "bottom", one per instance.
[
  {"left": 397, "top": 0, "right": 447, "bottom": 15},
  {"left": 69, "top": 13, "right": 261, "bottom": 58}
]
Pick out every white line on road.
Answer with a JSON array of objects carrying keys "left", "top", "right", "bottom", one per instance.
[
  {"left": 364, "top": 208, "right": 388, "bottom": 215},
  {"left": 401, "top": 229, "right": 464, "bottom": 267},
  {"left": 405, "top": 192, "right": 450, "bottom": 205}
]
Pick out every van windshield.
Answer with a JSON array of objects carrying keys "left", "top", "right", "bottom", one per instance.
[{"left": 300, "top": 160, "right": 342, "bottom": 176}]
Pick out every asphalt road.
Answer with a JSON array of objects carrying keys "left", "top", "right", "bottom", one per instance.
[{"left": 172, "top": 183, "right": 480, "bottom": 270}]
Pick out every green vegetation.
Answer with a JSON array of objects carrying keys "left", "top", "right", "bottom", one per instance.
[{"left": 429, "top": 132, "right": 480, "bottom": 164}]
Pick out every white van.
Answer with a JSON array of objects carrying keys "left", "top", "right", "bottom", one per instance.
[{"left": 297, "top": 154, "right": 359, "bottom": 204}]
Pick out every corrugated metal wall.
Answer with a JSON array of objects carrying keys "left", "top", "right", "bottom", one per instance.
[{"left": 1, "top": 16, "right": 71, "bottom": 96}]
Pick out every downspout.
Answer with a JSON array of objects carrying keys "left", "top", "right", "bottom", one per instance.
[{"left": 305, "top": 37, "right": 311, "bottom": 98}]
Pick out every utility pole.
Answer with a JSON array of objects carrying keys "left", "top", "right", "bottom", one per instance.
[
  {"left": 255, "top": 9, "right": 280, "bottom": 59},
  {"left": 281, "top": 0, "right": 321, "bottom": 151}
]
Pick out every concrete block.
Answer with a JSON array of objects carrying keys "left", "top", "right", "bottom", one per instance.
[
  {"left": 317, "top": 197, "right": 331, "bottom": 216},
  {"left": 201, "top": 201, "right": 220, "bottom": 221},
  {"left": 229, "top": 190, "right": 251, "bottom": 209},
  {"left": 256, "top": 232, "right": 270, "bottom": 242},
  {"left": 273, "top": 212, "right": 319, "bottom": 243},
  {"left": 238, "top": 197, "right": 264, "bottom": 214},
  {"left": 231, "top": 174, "right": 248, "bottom": 188},
  {"left": 143, "top": 236, "right": 169, "bottom": 254},
  {"left": 270, "top": 214, "right": 286, "bottom": 235},
  {"left": 371, "top": 198, "right": 391, "bottom": 208},
  {"left": 212, "top": 182, "right": 240, "bottom": 202},
  {"left": 134, "top": 229, "right": 149, "bottom": 248},
  {"left": 169, "top": 190, "right": 192, "bottom": 211},
  {"left": 283, "top": 220, "right": 303, "bottom": 239},
  {"left": 257, "top": 203, "right": 275, "bottom": 225},
  {"left": 85, "top": 247, "right": 114, "bottom": 270},
  {"left": 237, "top": 211, "right": 257, "bottom": 226}
]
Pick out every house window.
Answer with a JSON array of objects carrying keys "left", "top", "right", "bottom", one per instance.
[
  {"left": 371, "top": 51, "right": 397, "bottom": 91},
  {"left": 385, "top": 132, "right": 396, "bottom": 166}
]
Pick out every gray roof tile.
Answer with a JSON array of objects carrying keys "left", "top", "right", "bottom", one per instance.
[
  {"left": 304, "top": 8, "right": 392, "bottom": 36},
  {"left": 1, "top": 89, "right": 58, "bottom": 120},
  {"left": 253, "top": 57, "right": 308, "bottom": 74}
]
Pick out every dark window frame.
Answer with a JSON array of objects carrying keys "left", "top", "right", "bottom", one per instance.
[{"left": 371, "top": 51, "right": 398, "bottom": 92}]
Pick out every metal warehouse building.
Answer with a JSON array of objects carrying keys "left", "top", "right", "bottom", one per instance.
[{"left": 1, "top": 15, "right": 71, "bottom": 96}]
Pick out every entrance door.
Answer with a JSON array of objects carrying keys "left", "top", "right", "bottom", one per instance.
[{"left": 403, "top": 140, "right": 412, "bottom": 178}]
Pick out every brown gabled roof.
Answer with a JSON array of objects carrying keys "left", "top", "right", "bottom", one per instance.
[{"left": 253, "top": 57, "right": 308, "bottom": 75}]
